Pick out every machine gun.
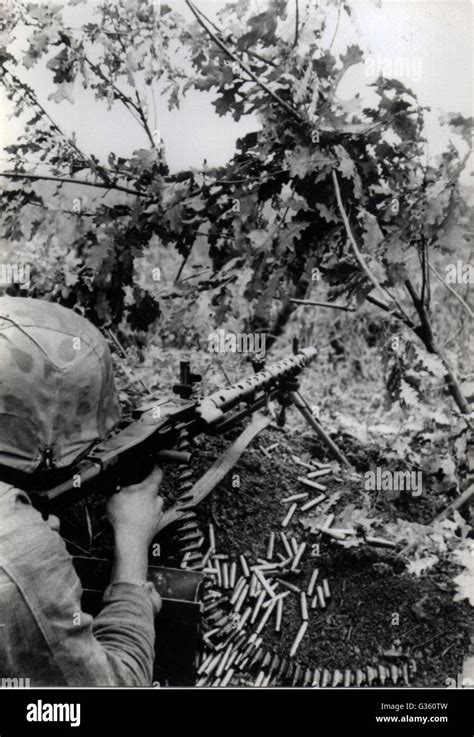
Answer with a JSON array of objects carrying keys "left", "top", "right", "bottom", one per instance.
[{"left": 33, "top": 344, "right": 349, "bottom": 528}]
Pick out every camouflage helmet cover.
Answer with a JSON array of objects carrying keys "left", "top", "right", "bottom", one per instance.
[{"left": 0, "top": 296, "right": 121, "bottom": 474}]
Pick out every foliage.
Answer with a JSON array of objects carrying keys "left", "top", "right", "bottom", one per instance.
[{"left": 0, "top": 0, "right": 472, "bottom": 413}]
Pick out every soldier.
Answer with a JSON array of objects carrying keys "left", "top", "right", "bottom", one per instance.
[{"left": 0, "top": 296, "right": 164, "bottom": 686}]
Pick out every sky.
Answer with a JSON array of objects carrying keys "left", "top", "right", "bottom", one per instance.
[{"left": 0, "top": 0, "right": 472, "bottom": 179}]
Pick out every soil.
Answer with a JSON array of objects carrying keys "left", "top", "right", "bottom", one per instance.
[{"left": 57, "top": 421, "right": 472, "bottom": 688}]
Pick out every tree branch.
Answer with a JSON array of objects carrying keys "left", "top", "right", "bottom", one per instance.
[
  {"left": 290, "top": 298, "right": 355, "bottom": 312},
  {"left": 405, "top": 277, "right": 471, "bottom": 416},
  {"left": 366, "top": 294, "right": 415, "bottom": 328},
  {"left": 293, "top": 0, "right": 299, "bottom": 47},
  {"left": 332, "top": 170, "right": 392, "bottom": 300},
  {"left": 0, "top": 171, "right": 147, "bottom": 198},
  {"left": 186, "top": 0, "right": 301, "bottom": 122}
]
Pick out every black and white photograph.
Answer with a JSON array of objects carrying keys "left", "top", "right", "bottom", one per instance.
[{"left": 0, "top": 0, "right": 472, "bottom": 724}]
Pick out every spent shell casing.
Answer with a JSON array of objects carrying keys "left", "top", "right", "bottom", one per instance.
[
  {"left": 292, "top": 456, "right": 315, "bottom": 470},
  {"left": 292, "top": 663, "right": 302, "bottom": 687},
  {"left": 317, "top": 527, "right": 347, "bottom": 541},
  {"left": 200, "top": 547, "right": 214, "bottom": 568},
  {"left": 290, "top": 537, "right": 299, "bottom": 555},
  {"left": 402, "top": 663, "right": 410, "bottom": 685},
  {"left": 203, "top": 599, "right": 224, "bottom": 614},
  {"left": 255, "top": 599, "right": 277, "bottom": 634},
  {"left": 365, "top": 536, "right": 396, "bottom": 549},
  {"left": 322, "top": 578, "right": 331, "bottom": 599},
  {"left": 208, "top": 523, "right": 216, "bottom": 552},
  {"left": 230, "top": 578, "right": 246, "bottom": 605},
  {"left": 269, "top": 653, "right": 280, "bottom": 675},
  {"left": 291, "top": 542, "right": 307, "bottom": 572},
  {"left": 261, "top": 651, "right": 272, "bottom": 670},
  {"left": 300, "top": 592, "right": 309, "bottom": 621},
  {"left": 237, "top": 606, "right": 253, "bottom": 630},
  {"left": 306, "top": 469, "right": 332, "bottom": 479},
  {"left": 229, "top": 561, "right": 237, "bottom": 589},
  {"left": 316, "top": 585, "right": 326, "bottom": 608},
  {"left": 343, "top": 669, "right": 352, "bottom": 687},
  {"left": 239, "top": 554, "right": 250, "bottom": 578},
  {"left": 222, "top": 562, "right": 230, "bottom": 589},
  {"left": 298, "top": 476, "right": 327, "bottom": 492},
  {"left": 281, "top": 503, "right": 297, "bottom": 528},
  {"left": 220, "top": 668, "right": 234, "bottom": 687},
  {"left": 234, "top": 583, "right": 249, "bottom": 613},
  {"left": 280, "top": 531, "right": 293, "bottom": 557},
  {"left": 312, "top": 668, "right": 321, "bottom": 687},
  {"left": 332, "top": 669, "right": 343, "bottom": 687},
  {"left": 249, "top": 647, "right": 264, "bottom": 670},
  {"left": 276, "top": 658, "right": 288, "bottom": 681},
  {"left": 275, "top": 597, "right": 284, "bottom": 633},
  {"left": 321, "top": 669, "right": 331, "bottom": 688},
  {"left": 390, "top": 664, "right": 399, "bottom": 684},
  {"left": 322, "top": 513, "right": 335, "bottom": 529},
  {"left": 198, "top": 652, "right": 215, "bottom": 675},
  {"left": 250, "top": 590, "right": 266, "bottom": 623},
  {"left": 262, "top": 671, "right": 272, "bottom": 688},
  {"left": 278, "top": 556, "right": 294, "bottom": 569},
  {"left": 205, "top": 652, "right": 223, "bottom": 676},
  {"left": 276, "top": 578, "right": 301, "bottom": 594},
  {"left": 254, "top": 670, "right": 265, "bottom": 687},
  {"left": 307, "top": 568, "right": 320, "bottom": 597},
  {"left": 265, "top": 442, "right": 279, "bottom": 452},
  {"left": 378, "top": 664, "right": 386, "bottom": 685},
  {"left": 266, "top": 532, "right": 276, "bottom": 560},
  {"left": 356, "top": 668, "right": 365, "bottom": 687},
  {"left": 300, "top": 494, "right": 326, "bottom": 512},
  {"left": 311, "top": 595, "right": 318, "bottom": 609},
  {"left": 214, "top": 559, "right": 223, "bottom": 587},
  {"left": 213, "top": 554, "right": 230, "bottom": 560},
  {"left": 215, "top": 644, "right": 233, "bottom": 677},
  {"left": 303, "top": 667, "right": 313, "bottom": 687},
  {"left": 281, "top": 493, "right": 308, "bottom": 503},
  {"left": 366, "top": 665, "right": 376, "bottom": 686},
  {"left": 290, "top": 621, "right": 308, "bottom": 658},
  {"left": 231, "top": 575, "right": 245, "bottom": 595},
  {"left": 255, "top": 569, "right": 276, "bottom": 599}
]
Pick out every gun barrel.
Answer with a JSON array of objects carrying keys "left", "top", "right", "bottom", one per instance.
[{"left": 196, "top": 347, "right": 317, "bottom": 425}]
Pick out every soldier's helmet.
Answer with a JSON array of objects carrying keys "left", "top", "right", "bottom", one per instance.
[{"left": 0, "top": 296, "right": 121, "bottom": 476}]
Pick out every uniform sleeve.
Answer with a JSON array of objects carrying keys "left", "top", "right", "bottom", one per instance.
[{"left": 1, "top": 494, "right": 156, "bottom": 687}]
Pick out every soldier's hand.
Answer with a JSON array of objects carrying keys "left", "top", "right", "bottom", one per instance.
[{"left": 107, "top": 466, "right": 164, "bottom": 546}]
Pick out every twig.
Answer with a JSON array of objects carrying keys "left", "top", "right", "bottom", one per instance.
[
  {"left": 0, "top": 171, "right": 146, "bottom": 198},
  {"left": 289, "top": 298, "right": 355, "bottom": 312},
  {"left": 186, "top": 0, "right": 301, "bottom": 122},
  {"left": 366, "top": 294, "right": 415, "bottom": 327},
  {"left": 107, "top": 329, "right": 151, "bottom": 395},
  {"left": 433, "top": 485, "right": 474, "bottom": 523},
  {"left": 429, "top": 263, "right": 473, "bottom": 318},
  {"left": 293, "top": 0, "right": 299, "bottom": 47},
  {"left": 332, "top": 170, "right": 391, "bottom": 302},
  {"left": 329, "top": 0, "right": 343, "bottom": 50}
]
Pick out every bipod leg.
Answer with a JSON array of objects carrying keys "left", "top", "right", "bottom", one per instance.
[{"left": 289, "top": 390, "right": 352, "bottom": 468}]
